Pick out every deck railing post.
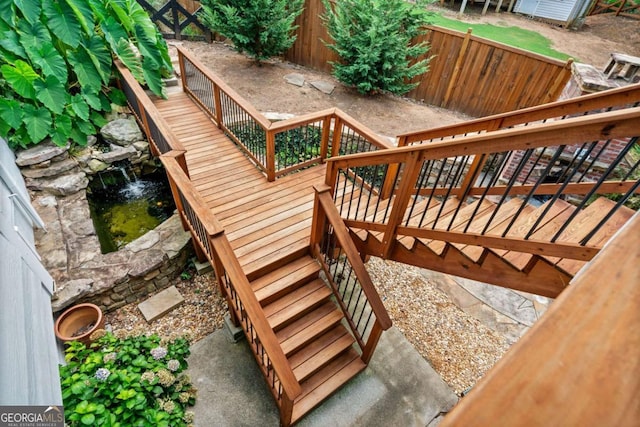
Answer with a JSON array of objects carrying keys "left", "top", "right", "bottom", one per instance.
[
  {"left": 320, "top": 114, "right": 333, "bottom": 161},
  {"left": 311, "top": 185, "right": 331, "bottom": 250},
  {"left": 331, "top": 117, "right": 344, "bottom": 158},
  {"left": 213, "top": 84, "right": 223, "bottom": 128},
  {"left": 162, "top": 153, "right": 189, "bottom": 232},
  {"left": 361, "top": 321, "right": 383, "bottom": 364},
  {"left": 178, "top": 50, "right": 187, "bottom": 90},
  {"left": 266, "top": 130, "right": 276, "bottom": 181}
]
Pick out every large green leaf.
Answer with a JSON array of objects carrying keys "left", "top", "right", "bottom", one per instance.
[
  {"left": 108, "top": 0, "right": 134, "bottom": 34},
  {"left": 22, "top": 104, "right": 52, "bottom": 143},
  {"left": 108, "top": 87, "right": 127, "bottom": 106},
  {"left": 0, "top": 0, "right": 15, "bottom": 26},
  {"left": 113, "top": 38, "right": 144, "bottom": 83},
  {"left": 0, "top": 30, "right": 26, "bottom": 59},
  {"left": 100, "top": 16, "right": 128, "bottom": 54},
  {"left": 43, "top": 0, "right": 82, "bottom": 48},
  {"left": 67, "top": 49, "right": 102, "bottom": 93},
  {"left": 134, "top": 24, "right": 161, "bottom": 70},
  {"left": 31, "top": 44, "right": 68, "bottom": 84},
  {"left": 16, "top": 20, "right": 52, "bottom": 52},
  {"left": 70, "top": 94, "right": 90, "bottom": 121},
  {"left": 1, "top": 60, "right": 39, "bottom": 99},
  {"left": 81, "top": 91, "right": 101, "bottom": 110},
  {"left": 81, "top": 35, "right": 112, "bottom": 84},
  {"left": 127, "top": 0, "right": 157, "bottom": 41},
  {"left": 76, "top": 118, "right": 95, "bottom": 136},
  {"left": 0, "top": 117, "right": 10, "bottom": 138},
  {"left": 0, "top": 98, "right": 23, "bottom": 128},
  {"left": 142, "top": 57, "right": 166, "bottom": 99},
  {"left": 34, "top": 75, "right": 66, "bottom": 115},
  {"left": 90, "top": 110, "right": 108, "bottom": 128},
  {"left": 51, "top": 114, "right": 72, "bottom": 146},
  {"left": 14, "top": 0, "right": 40, "bottom": 24},
  {"left": 65, "top": 0, "right": 95, "bottom": 35}
]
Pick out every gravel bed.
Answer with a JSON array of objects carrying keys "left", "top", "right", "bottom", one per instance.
[
  {"left": 366, "top": 257, "right": 510, "bottom": 395},
  {"left": 108, "top": 259, "right": 509, "bottom": 395},
  {"left": 105, "top": 271, "right": 227, "bottom": 344}
]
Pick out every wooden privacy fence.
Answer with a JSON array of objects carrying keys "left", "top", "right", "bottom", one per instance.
[
  {"left": 285, "top": 0, "right": 572, "bottom": 117},
  {"left": 589, "top": 0, "right": 640, "bottom": 18}
]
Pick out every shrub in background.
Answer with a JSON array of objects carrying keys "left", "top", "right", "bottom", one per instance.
[
  {"left": 322, "top": 0, "right": 433, "bottom": 96},
  {"left": 0, "top": 0, "right": 173, "bottom": 149},
  {"left": 200, "top": 0, "right": 304, "bottom": 63},
  {"left": 60, "top": 330, "right": 196, "bottom": 427}
]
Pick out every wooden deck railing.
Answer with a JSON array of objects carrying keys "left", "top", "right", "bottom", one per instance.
[
  {"left": 325, "top": 106, "right": 640, "bottom": 264},
  {"left": 397, "top": 83, "right": 640, "bottom": 146},
  {"left": 116, "top": 61, "right": 187, "bottom": 160},
  {"left": 176, "top": 46, "right": 393, "bottom": 181},
  {"left": 310, "top": 185, "right": 392, "bottom": 364},
  {"left": 160, "top": 154, "right": 302, "bottom": 424}
]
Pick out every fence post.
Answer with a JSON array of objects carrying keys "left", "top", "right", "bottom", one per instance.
[
  {"left": 442, "top": 28, "right": 473, "bottom": 109},
  {"left": 543, "top": 58, "right": 574, "bottom": 104}
]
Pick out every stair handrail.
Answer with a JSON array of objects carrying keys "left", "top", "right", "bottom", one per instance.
[
  {"left": 397, "top": 83, "right": 640, "bottom": 146},
  {"left": 323, "top": 106, "right": 640, "bottom": 289},
  {"left": 115, "top": 60, "right": 187, "bottom": 158},
  {"left": 310, "top": 184, "right": 392, "bottom": 363},
  {"left": 160, "top": 153, "right": 302, "bottom": 410},
  {"left": 176, "top": 46, "right": 393, "bottom": 181}
]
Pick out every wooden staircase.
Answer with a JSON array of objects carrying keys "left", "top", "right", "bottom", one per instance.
[
  {"left": 117, "top": 48, "right": 640, "bottom": 425},
  {"left": 351, "top": 195, "right": 635, "bottom": 297},
  {"left": 250, "top": 254, "right": 366, "bottom": 424}
]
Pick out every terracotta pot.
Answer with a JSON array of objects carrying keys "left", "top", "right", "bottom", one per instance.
[{"left": 54, "top": 303, "right": 105, "bottom": 345}]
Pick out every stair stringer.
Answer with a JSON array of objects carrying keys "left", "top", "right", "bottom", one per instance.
[{"left": 350, "top": 229, "right": 570, "bottom": 298}]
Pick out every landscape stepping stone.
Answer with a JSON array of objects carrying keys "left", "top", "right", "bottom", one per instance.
[
  {"left": 310, "top": 80, "right": 335, "bottom": 95},
  {"left": 138, "top": 285, "right": 185, "bottom": 322},
  {"left": 284, "top": 73, "right": 305, "bottom": 87}
]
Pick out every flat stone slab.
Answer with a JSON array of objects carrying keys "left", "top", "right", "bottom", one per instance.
[
  {"left": 310, "top": 80, "right": 335, "bottom": 95},
  {"left": 138, "top": 285, "right": 184, "bottom": 322},
  {"left": 284, "top": 73, "right": 305, "bottom": 87}
]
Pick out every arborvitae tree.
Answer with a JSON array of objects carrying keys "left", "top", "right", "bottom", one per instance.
[
  {"left": 322, "top": 0, "right": 433, "bottom": 96},
  {"left": 200, "top": 0, "right": 305, "bottom": 63}
]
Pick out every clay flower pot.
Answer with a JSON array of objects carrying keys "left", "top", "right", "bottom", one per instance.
[{"left": 54, "top": 303, "right": 105, "bottom": 345}]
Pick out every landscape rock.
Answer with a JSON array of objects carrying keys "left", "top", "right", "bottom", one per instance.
[
  {"left": 128, "top": 249, "right": 166, "bottom": 277},
  {"left": 126, "top": 230, "right": 161, "bottom": 253},
  {"left": 310, "top": 80, "right": 335, "bottom": 95},
  {"left": 26, "top": 172, "right": 89, "bottom": 196},
  {"left": 284, "top": 73, "right": 305, "bottom": 87},
  {"left": 86, "top": 135, "right": 98, "bottom": 147},
  {"left": 15, "top": 140, "right": 70, "bottom": 166},
  {"left": 20, "top": 158, "right": 78, "bottom": 179},
  {"left": 100, "top": 118, "right": 143, "bottom": 146},
  {"left": 88, "top": 158, "right": 109, "bottom": 173},
  {"left": 133, "top": 140, "right": 149, "bottom": 152},
  {"left": 52, "top": 279, "right": 94, "bottom": 312},
  {"left": 98, "top": 144, "right": 138, "bottom": 163}
]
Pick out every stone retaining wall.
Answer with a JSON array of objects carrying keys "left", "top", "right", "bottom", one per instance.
[{"left": 15, "top": 114, "right": 195, "bottom": 313}]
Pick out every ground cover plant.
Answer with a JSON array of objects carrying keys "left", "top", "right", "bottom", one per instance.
[
  {"left": 0, "top": 0, "right": 173, "bottom": 149},
  {"left": 60, "top": 330, "right": 196, "bottom": 427},
  {"left": 322, "top": 0, "right": 433, "bottom": 95},
  {"left": 428, "top": 14, "right": 572, "bottom": 60},
  {"left": 200, "top": 0, "right": 305, "bottom": 63}
]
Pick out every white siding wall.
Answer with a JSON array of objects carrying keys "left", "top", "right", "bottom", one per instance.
[
  {"left": 514, "top": 0, "right": 584, "bottom": 24},
  {"left": 0, "top": 138, "right": 61, "bottom": 405}
]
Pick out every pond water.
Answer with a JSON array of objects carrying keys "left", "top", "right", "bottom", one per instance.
[{"left": 87, "top": 167, "right": 176, "bottom": 253}]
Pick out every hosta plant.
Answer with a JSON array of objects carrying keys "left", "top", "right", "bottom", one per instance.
[
  {"left": 0, "top": 0, "right": 173, "bottom": 149},
  {"left": 59, "top": 329, "right": 196, "bottom": 427}
]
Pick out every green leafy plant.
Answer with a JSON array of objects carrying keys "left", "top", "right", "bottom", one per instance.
[
  {"left": 60, "top": 330, "right": 196, "bottom": 427},
  {"left": 322, "top": 0, "right": 433, "bottom": 95},
  {"left": 0, "top": 0, "right": 173, "bottom": 149},
  {"left": 200, "top": 0, "right": 304, "bottom": 63}
]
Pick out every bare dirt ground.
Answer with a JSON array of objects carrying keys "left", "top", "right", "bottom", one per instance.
[{"left": 175, "top": 7, "right": 637, "bottom": 138}]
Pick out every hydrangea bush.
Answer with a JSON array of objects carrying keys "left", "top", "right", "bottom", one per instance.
[{"left": 59, "top": 330, "right": 196, "bottom": 427}]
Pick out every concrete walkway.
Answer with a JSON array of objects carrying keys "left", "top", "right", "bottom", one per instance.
[{"left": 189, "top": 327, "right": 458, "bottom": 427}]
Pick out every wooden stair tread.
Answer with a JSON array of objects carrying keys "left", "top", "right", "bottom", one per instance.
[
  {"left": 264, "top": 279, "right": 333, "bottom": 331},
  {"left": 291, "top": 348, "right": 365, "bottom": 424},
  {"left": 252, "top": 256, "right": 321, "bottom": 304},
  {"left": 277, "top": 302, "right": 344, "bottom": 356},
  {"left": 289, "top": 326, "right": 355, "bottom": 382}
]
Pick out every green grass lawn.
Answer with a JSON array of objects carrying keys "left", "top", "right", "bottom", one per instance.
[{"left": 427, "top": 14, "right": 573, "bottom": 61}]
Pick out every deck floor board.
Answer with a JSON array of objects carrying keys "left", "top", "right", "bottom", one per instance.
[{"left": 153, "top": 91, "right": 325, "bottom": 276}]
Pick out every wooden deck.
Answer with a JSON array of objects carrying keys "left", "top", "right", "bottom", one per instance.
[{"left": 154, "top": 91, "right": 326, "bottom": 278}]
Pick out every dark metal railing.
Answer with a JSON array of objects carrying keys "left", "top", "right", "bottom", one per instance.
[
  {"left": 311, "top": 186, "right": 392, "bottom": 364},
  {"left": 325, "top": 105, "right": 640, "bottom": 263}
]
